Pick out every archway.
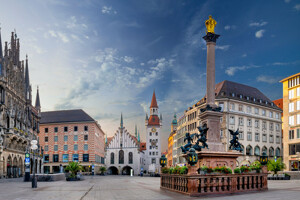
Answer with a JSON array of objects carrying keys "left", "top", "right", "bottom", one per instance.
[
  {"left": 7, "top": 155, "right": 12, "bottom": 178},
  {"left": 13, "top": 156, "right": 18, "bottom": 178},
  {"left": 18, "top": 157, "right": 23, "bottom": 177},
  {"left": 108, "top": 166, "right": 119, "bottom": 175},
  {"left": 246, "top": 145, "right": 253, "bottom": 156},
  {"left": 122, "top": 166, "right": 133, "bottom": 175}
]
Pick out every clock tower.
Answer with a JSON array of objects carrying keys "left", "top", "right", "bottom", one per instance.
[{"left": 145, "top": 90, "right": 162, "bottom": 173}]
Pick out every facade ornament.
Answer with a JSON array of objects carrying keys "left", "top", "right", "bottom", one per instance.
[{"left": 228, "top": 129, "right": 243, "bottom": 152}]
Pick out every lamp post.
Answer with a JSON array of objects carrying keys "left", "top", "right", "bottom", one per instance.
[
  {"left": 31, "top": 140, "right": 38, "bottom": 188},
  {"left": 187, "top": 148, "right": 198, "bottom": 166},
  {"left": 260, "top": 152, "right": 268, "bottom": 174},
  {"left": 160, "top": 155, "right": 167, "bottom": 168}
]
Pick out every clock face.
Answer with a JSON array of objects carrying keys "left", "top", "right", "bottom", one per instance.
[{"left": 151, "top": 127, "right": 156, "bottom": 133}]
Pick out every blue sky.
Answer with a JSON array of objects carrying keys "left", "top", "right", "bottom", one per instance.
[{"left": 0, "top": 0, "right": 299, "bottom": 149}]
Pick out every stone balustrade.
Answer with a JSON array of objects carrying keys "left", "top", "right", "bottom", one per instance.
[{"left": 161, "top": 172, "right": 268, "bottom": 197}]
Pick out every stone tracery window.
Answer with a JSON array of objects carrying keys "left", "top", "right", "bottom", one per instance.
[
  {"left": 119, "top": 150, "right": 124, "bottom": 164},
  {"left": 129, "top": 152, "right": 133, "bottom": 164},
  {"left": 110, "top": 152, "right": 114, "bottom": 164}
]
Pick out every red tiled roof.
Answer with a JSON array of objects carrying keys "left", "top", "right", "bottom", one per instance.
[
  {"left": 150, "top": 91, "right": 158, "bottom": 108},
  {"left": 107, "top": 137, "right": 113, "bottom": 146},
  {"left": 273, "top": 99, "right": 283, "bottom": 110},
  {"left": 148, "top": 115, "right": 160, "bottom": 125}
]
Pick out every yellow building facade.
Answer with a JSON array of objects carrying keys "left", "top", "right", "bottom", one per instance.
[
  {"left": 167, "top": 114, "right": 177, "bottom": 167},
  {"left": 280, "top": 72, "right": 300, "bottom": 171}
]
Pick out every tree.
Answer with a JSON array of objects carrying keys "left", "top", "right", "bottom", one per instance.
[
  {"left": 99, "top": 166, "right": 107, "bottom": 175},
  {"left": 65, "top": 162, "right": 84, "bottom": 178},
  {"left": 267, "top": 158, "right": 285, "bottom": 175}
]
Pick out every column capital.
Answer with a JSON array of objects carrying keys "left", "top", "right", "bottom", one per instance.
[{"left": 203, "top": 32, "right": 220, "bottom": 43}]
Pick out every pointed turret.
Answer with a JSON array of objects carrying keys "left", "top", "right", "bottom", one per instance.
[
  {"left": 0, "top": 27, "right": 3, "bottom": 59},
  {"left": 135, "top": 124, "right": 137, "bottom": 138},
  {"left": 138, "top": 131, "right": 140, "bottom": 142},
  {"left": 120, "top": 113, "right": 123, "bottom": 129},
  {"left": 105, "top": 134, "right": 107, "bottom": 144},
  {"left": 150, "top": 90, "right": 158, "bottom": 108},
  {"left": 35, "top": 86, "right": 41, "bottom": 112},
  {"left": 25, "top": 54, "right": 30, "bottom": 100}
]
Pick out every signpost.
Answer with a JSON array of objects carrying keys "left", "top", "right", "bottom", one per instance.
[{"left": 24, "top": 153, "right": 30, "bottom": 182}]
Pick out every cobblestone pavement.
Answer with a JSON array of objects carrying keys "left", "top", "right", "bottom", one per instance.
[{"left": 0, "top": 176, "right": 300, "bottom": 200}]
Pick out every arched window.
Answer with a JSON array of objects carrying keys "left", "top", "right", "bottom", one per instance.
[
  {"left": 269, "top": 147, "right": 274, "bottom": 157},
  {"left": 110, "top": 152, "right": 114, "bottom": 164},
  {"left": 241, "top": 145, "right": 245, "bottom": 155},
  {"left": 262, "top": 146, "right": 268, "bottom": 155},
  {"left": 276, "top": 148, "right": 280, "bottom": 157},
  {"left": 119, "top": 150, "right": 124, "bottom": 164},
  {"left": 254, "top": 146, "right": 260, "bottom": 156},
  {"left": 246, "top": 145, "right": 253, "bottom": 156},
  {"left": 129, "top": 152, "right": 133, "bottom": 164}
]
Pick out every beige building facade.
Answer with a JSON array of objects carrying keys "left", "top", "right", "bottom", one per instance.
[{"left": 280, "top": 73, "right": 300, "bottom": 171}]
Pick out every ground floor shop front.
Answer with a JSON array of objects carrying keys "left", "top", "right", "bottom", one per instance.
[{"left": 43, "top": 162, "right": 104, "bottom": 174}]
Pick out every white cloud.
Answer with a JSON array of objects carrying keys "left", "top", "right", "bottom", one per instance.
[
  {"left": 124, "top": 56, "right": 133, "bottom": 63},
  {"left": 101, "top": 6, "right": 117, "bottom": 14},
  {"left": 242, "top": 53, "right": 247, "bottom": 57},
  {"left": 225, "top": 65, "right": 260, "bottom": 76},
  {"left": 249, "top": 21, "right": 268, "bottom": 27},
  {"left": 215, "top": 45, "right": 230, "bottom": 51},
  {"left": 224, "top": 25, "right": 236, "bottom": 30},
  {"left": 256, "top": 75, "right": 279, "bottom": 84},
  {"left": 255, "top": 29, "right": 265, "bottom": 38},
  {"left": 294, "top": 4, "right": 300, "bottom": 10},
  {"left": 45, "top": 30, "right": 69, "bottom": 43},
  {"left": 284, "top": 0, "right": 291, "bottom": 3}
]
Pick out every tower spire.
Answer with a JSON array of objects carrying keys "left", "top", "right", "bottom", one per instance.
[
  {"left": 0, "top": 27, "right": 3, "bottom": 59},
  {"left": 35, "top": 86, "right": 41, "bottom": 112},
  {"left": 135, "top": 124, "right": 137, "bottom": 137},
  {"left": 25, "top": 54, "right": 30, "bottom": 100},
  {"left": 120, "top": 113, "right": 123, "bottom": 129},
  {"left": 150, "top": 90, "right": 158, "bottom": 108},
  {"left": 138, "top": 130, "right": 140, "bottom": 142}
]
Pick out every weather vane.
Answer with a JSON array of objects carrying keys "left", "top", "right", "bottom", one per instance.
[{"left": 205, "top": 15, "right": 217, "bottom": 34}]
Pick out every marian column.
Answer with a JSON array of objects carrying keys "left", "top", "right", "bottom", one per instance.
[{"left": 199, "top": 15, "right": 224, "bottom": 152}]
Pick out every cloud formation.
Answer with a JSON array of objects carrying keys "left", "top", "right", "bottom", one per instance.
[
  {"left": 249, "top": 21, "right": 268, "bottom": 27},
  {"left": 225, "top": 65, "right": 260, "bottom": 76},
  {"left": 102, "top": 6, "right": 117, "bottom": 14},
  {"left": 255, "top": 29, "right": 265, "bottom": 38},
  {"left": 256, "top": 75, "right": 280, "bottom": 84},
  {"left": 294, "top": 4, "right": 300, "bottom": 10}
]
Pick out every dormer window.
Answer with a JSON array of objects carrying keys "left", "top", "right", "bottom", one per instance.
[
  {"left": 259, "top": 99, "right": 262, "bottom": 103},
  {"left": 265, "top": 101, "right": 268, "bottom": 105},
  {"left": 232, "top": 93, "right": 235, "bottom": 97},
  {"left": 239, "top": 94, "right": 242, "bottom": 99},
  {"left": 246, "top": 96, "right": 250, "bottom": 100},
  {"left": 271, "top": 103, "right": 274, "bottom": 106},
  {"left": 253, "top": 98, "right": 256, "bottom": 102}
]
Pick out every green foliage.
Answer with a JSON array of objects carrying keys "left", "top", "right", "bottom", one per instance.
[
  {"left": 169, "top": 167, "right": 175, "bottom": 174},
  {"left": 200, "top": 166, "right": 208, "bottom": 172},
  {"left": 174, "top": 166, "right": 181, "bottom": 174},
  {"left": 240, "top": 165, "right": 250, "bottom": 173},
  {"left": 214, "top": 167, "right": 222, "bottom": 173},
  {"left": 179, "top": 166, "right": 188, "bottom": 175},
  {"left": 267, "top": 158, "right": 286, "bottom": 175},
  {"left": 220, "top": 166, "right": 232, "bottom": 174},
  {"left": 99, "top": 166, "right": 107, "bottom": 174},
  {"left": 284, "top": 173, "right": 290, "bottom": 177},
  {"left": 65, "top": 162, "right": 83, "bottom": 178},
  {"left": 234, "top": 168, "right": 241, "bottom": 174},
  {"left": 250, "top": 161, "right": 262, "bottom": 173},
  {"left": 162, "top": 167, "right": 169, "bottom": 174}
]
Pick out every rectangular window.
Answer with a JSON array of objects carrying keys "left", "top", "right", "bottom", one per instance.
[
  {"left": 289, "top": 103, "right": 295, "bottom": 112},
  {"left": 45, "top": 136, "right": 48, "bottom": 142},
  {"left": 152, "top": 158, "right": 156, "bottom": 164},
  {"left": 73, "top": 154, "right": 79, "bottom": 162},
  {"left": 269, "top": 111, "right": 273, "bottom": 118},
  {"left": 276, "top": 124, "right": 280, "bottom": 131},
  {"left": 269, "top": 135, "right": 274, "bottom": 143},
  {"left": 262, "top": 121, "right": 267, "bottom": 129},
  {"left": 262, "top": 134, "right": 267, "bottom": 142},
  {"left": 149, "top": 132, "right": 152, "bottom": 136},
  {"left": 289, "top": 144, "right": 296, "bottom": 155},
  {"left": 247, "top": 132, "right": 252, "bottom": 141},
  {"left": 44, "top": 155, "right": 49, "bottom": 163},
  {"left": 255, "top": 108, "right": 259, "bottom": 115},
  {"left": 262, "top": 110, "right": 266, "bottom": 116},
  {"left": 239, "top": 131, "right": 244, "bottom": 140},
  {"left": 270, "top": 123, "right": 274, "bottom": 131},
  {"left": 44, "top": 145, "right": 48, "bottom": 151},
  {"left": 54, "top": 145, "right": 58, "bottom": 151},
  {"left": 84, "top": 144, "right": 88, "bottom": 151},
  {"left": 297, "top": 87, "right": 300, "bottom": 96},
  {"left": 230, "top": 116, "right": 235, "bottom": 125},
  {"left": 276, "top": 136, "right": 280, "bottom": 144},
  {"left": 63, "top": 154, "right": 69, "bottom": 162},
  {"left": 74, "top": 135, "right": 78, "bottom": 141},
  {"left": 219, "top": 102, "right": 224, "bottom": 111},
  {"left": 54, "top": 136, "right": 58, "bottom": 142},
  {"left": 255, "top": 133, "right": 260, "bottom": 142},
  {"left": 247, "top": 119, "right": 252, "bottom": 127},
  {"left": 230, "top": 103, "right": 235, "bottom": 111},
  {"left": 44, "top": 128, "right": 48, "bottom": 133},
  {"left": 83, "top": 154, "right": 89, "bottom": 162},
  {"left": 289, "top": 130, "right": 294, "bottom": 140},
  {"left": 74, "top": 126, "right": 78, "bottom": 132},
  {"left": 247, "top": 106, "right": 252, "bottom": 113},
  {"left": 238, "top": 117, "right": 243, "bottom": 126},
  {"left": 238, "top": 104, "right": 243, "bottom": 112},
  {"left": 64, "top": 135, "right": 68, "bottom": 142},
  {"left": 156, "top": 132, "right": 158, "bottom": 136},
  {"left": 297, "top": 101, "right": 300, "bottom": 110},
  {"left": 74, "top": 144, "right": 78, "bottom": 151},
  {"left": 289, "top": 90, "right": 294, "bottom": 99},
  {"left": 84, "top": 126, "right": 88, "bottom": 131},
  {"left": 297, "top": 114, "right": 300, "bottom": 124},
  {"left": 53, "top": 154, "right": 59, "bottom": 162},
  {"left": 64, "top": 126, "right": 68, "bottom": 132},
  {"left": 64, "top": 145, "right": 68, "bottom": 151},
  {"left": 84, "top": 135, "right": 88, "bottom": 141},
  {"left": 220, "top": 130, "right": 223, "bottom": 138},
  {"left": 297, "top": 129, "right": 300, "bottom": 139},
  {"left": 275, "top": 113, "right": 279, "bottom": 119},
  {"left": 255, "top": 120, "right": 259, "bottom": 128},
  {"left": 289, "top": 116, "right": 295, "bottom": 125},
  {"left": 54, "top": 127, "right": 58, "bottom": 132}
]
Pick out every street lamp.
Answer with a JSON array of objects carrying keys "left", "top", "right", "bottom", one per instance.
[
  {"left": 260, "top": 152, "right": 268, "bottom": 166},
  {"left": 160, "top": 155, "right": 167, "bottom": 167},
  {"left": 187, "top": 148, "right": 198, "bottom": 166}
]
